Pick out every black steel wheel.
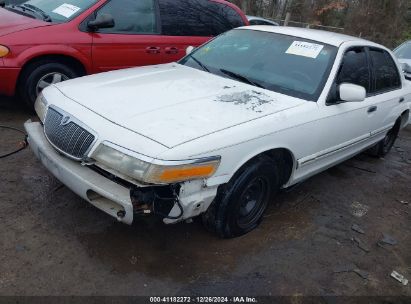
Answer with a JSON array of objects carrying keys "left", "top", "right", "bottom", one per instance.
[{"left": 202, "top": 155, "right": 280, "bottom": 238}]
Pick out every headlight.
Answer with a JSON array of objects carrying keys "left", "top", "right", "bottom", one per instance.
[
  {"left": 0, "top": 45, "right": 9, "bottom": 58},
  {"left": 93, "top": 143, "right": 221, "bottom": 184},
  {"left": 93, "top": 143, "right": 151, "bottom": 182},
  {"left": 34, "top": 93, "right": 48, "bottom": 122}
]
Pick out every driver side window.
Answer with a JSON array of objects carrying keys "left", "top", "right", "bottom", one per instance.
[{"left": 337, "top": 47, "right": 371, "bottom": 93}]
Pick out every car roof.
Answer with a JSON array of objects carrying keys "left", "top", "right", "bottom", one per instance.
[
  {"left": 246, "top": 15, "right": 271, "bottom": 21},
  {"left": 239, "top": 26, "right": 371, "bottom": 47},
  {"left": 246, "top": 16, "right": 279, "bottom": 25}
]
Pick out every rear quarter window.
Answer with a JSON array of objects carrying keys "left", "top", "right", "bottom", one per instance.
[
  {"left": 159, "top": 0, "right": 245, "bottom": 36},
  {"left": 369, "top": 48, "right": 401, "bottom": 93}
]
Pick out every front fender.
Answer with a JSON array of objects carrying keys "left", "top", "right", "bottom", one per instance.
[{"left": 6, "top": 44, "right": 92, "bottom": 73}]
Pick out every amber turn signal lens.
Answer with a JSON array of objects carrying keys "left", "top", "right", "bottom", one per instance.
[
  {"left": 0, "top": 45, "right": 10, "bottom": 58},
  {"left": 159, "top": 165, "right": 216, "bottom": 183}
]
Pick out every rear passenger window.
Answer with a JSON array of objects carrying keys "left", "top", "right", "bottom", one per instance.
[
  {"left": 369, "top": 48, "right": 401, "bottom": 93},
  {"left": 159, "top": 0, "right": 245, "bottom": 37},
  {"left": 337, "top": 48, "right": 371, "bottom": 93},
  {"left": 96, "top": 0, "right": 157, "bottom": 34}
]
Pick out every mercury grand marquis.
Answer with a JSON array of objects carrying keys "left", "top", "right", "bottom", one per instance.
[{"left": 25, "top": 26, "right": 411, "bottom": 238}]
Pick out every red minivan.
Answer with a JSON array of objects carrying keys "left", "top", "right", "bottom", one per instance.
[{"left": 0, "top": 0, "right": 248, "bottom": 107}]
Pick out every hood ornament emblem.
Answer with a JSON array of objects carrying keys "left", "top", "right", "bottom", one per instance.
[{"left": 61, "top": 116, "right": 71, "bottom": 126}]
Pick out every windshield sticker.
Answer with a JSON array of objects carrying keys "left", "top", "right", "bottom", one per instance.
[
  {"left": 52, "top": 3, "right": 81, "bottom": 18},
  {"left": 286, "top": 41, "right": 324, "bottom": 59}
]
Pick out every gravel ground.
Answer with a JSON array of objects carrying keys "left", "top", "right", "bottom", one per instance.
[{"left": 0, "top": 97, "right": 410, "bottom": 297}]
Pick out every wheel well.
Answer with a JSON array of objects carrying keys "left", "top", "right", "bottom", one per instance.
[
  {"left": 400, "top": 110, "right": 410, "bottom": 128},
  {"left": 262, "top": 149, "right": 294, "bottom": 186},
  {"left": 235, "top": 148, "right": 295, "bottom": 187},
  {"left": 18, "top": 54, "right": 87, "bottom": 86}
]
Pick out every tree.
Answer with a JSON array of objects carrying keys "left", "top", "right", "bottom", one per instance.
[{"left": 228, "top": 0, "right": 411, "bottom": 47}]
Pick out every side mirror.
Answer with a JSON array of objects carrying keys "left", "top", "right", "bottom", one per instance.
[
  {"left": 87, "top": 14, "right": 115, "bottom": 31},
  {"left": 339, "top": 83, "right": 366, "bottom": 103},
  {"left": 186, "top": 46, "right": 195, "bottom": 55}
]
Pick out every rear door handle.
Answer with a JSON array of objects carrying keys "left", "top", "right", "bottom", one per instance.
[
  {"left": 399, "top": 97, "right": 405, "bottom": 103},
  {"left": 367, "top": 106, "right": 378, "bottom": 113},
  {"left": 146, "top": 46, "right": 161, "bottom": 54},
  {"left": 165, "top": 47, "right": 179, "bottom": 55}
]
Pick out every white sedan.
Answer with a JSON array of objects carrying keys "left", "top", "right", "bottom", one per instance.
[{"left": 25, "top": 26, "right": 410, "bottom": 238}]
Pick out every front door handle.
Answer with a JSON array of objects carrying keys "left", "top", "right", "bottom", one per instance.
[
  {"left": 165, "top": 47, "right": 179, "bottom": 55},
  {"left": 146, "top": 46, "right": 161, "bottom": 54},
  {"left": 399, "top": 97, "right": 405, "bottom": 103},
  {"left": 367, "top": 106, "right": 378, "bottom": 113}
]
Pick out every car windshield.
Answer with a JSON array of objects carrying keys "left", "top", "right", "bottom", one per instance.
[
  {"left": 180, "top": 29, "right": 338, "bottom": 101},
  {"left": 394, "top": 42, "right": 411, "bottom": 59},
  {"left": 9, "top": 0, "right": 98, "bottom": 23}
]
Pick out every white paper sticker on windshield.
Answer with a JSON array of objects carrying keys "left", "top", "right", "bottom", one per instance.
[
  {"left": 286, "top": 41, "right": 324, "bottom": 59},
  {"left": 52, "top": 3, "right": 81, "bottom": 18}
]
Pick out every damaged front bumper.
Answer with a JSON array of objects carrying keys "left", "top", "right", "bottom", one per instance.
[{"left": 24, "top": 121, "right": 219, "bottom": 225}]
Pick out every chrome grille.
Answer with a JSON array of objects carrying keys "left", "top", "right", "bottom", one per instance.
[{"left": 44, "top": 107, "right": 95, "bottom": 160}]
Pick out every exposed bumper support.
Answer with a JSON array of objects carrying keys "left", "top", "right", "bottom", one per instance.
[
  {"left": 24, "top": 120, "right": 134, "bottom": 225},
  {"left": 164, "top": 180, "right": 218, "bottom": 224}
]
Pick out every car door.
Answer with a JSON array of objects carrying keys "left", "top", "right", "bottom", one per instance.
[
  {"left": 90, "top": 0, "right": 164, "bottom": 72},
  {"left": 366, "top": 47, "right": 404, "bottom": 139},
  {"left": 297, "top": 47, "right": 376, "bottom": 176},
  {"left": 157, "top": 0, "right": 246, "bottom": 63}
]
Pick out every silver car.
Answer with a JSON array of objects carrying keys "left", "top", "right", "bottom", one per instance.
[
  {"left": 246, "top": 15, "right": 279, "bottom": 26},
  {"left": 394, "top": 41, "right": 411, "bottom": 80}
]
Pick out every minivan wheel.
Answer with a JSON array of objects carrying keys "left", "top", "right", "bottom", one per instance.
[
  {"left": 19, "top": 61, "right": 79, "bottom": 109},
  {"left": 368, "top": 119, "right": 401, "bottom": 157},
  {"left": 202, "top": 156, "right": 280, "bottom": 238}
]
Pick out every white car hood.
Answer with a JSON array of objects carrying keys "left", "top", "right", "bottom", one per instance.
[{"left": 55, "top": 63, "right": 305, "bottom": 148}]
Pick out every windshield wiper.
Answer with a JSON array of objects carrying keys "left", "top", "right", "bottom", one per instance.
[
  {"left": 11, "top": 4, "right": 52, "bottom": 22},
  {"left": 220, "top": 69, "right": 265, "bottom": 89},
  {"left": 22, "top": 4, "right": 52, "bottom": 22},
  {"left": 187, "top": 54, "right": 210, "bottom": 72}
]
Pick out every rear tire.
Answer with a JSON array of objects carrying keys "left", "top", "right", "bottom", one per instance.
[
  {"left": 19, "top": 61, "right": 79, "bottom": 109},
  {"left": 368, "top": 119, "right": 401, "bottom": 157},
  {"left": 202, "top": 156, "right": 280, "bottom": 238}
]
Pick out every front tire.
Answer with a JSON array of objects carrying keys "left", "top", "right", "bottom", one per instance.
[
  {"left": 202, "top": 156, "right": 280, "bottom": 238},
  {"left": 19, "top": 60, "right": 79, "bottom": 109}
]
